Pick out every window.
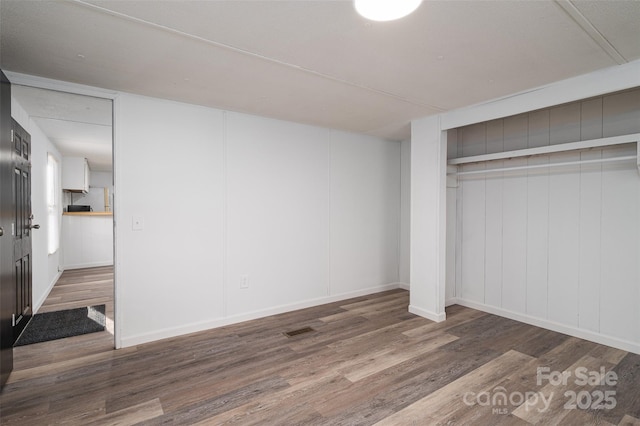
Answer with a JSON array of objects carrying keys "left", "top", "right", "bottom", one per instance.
[{"left": 46, "top": 153, "right": 60, "bottom": 255}]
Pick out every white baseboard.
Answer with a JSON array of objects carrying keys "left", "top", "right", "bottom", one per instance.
[
  {"left": 408, "top": 305, "right": 446, "bottom": 322},
  {"left": 33, "top": 269, "right": 63, "bottom": 314},
  {"left": 119, "top": 282, "right": 406, "bottom": 348},
  {"left": 397, "top": 282, "right": 410, "bottom": 291},
  {"left": 64, "top": 261, "right": 113, "bottom": 270},
  {"left": 452, "top": 297, "right": 640, "bottom": 355}
]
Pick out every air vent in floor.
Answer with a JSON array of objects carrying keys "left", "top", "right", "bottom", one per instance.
[{"left": 283, "top": 326, "right": 315, "bottom": 337}]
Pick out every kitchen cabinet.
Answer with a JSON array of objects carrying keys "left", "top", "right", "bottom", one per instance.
[
  {"left": 62, "top": 157, "right": 90, "bottom": 192},
  {"left": 62, "top": 213, "right": 113, "bottom": 269}
]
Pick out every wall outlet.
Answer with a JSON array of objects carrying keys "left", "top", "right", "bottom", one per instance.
[{"left": 240, "top": 275, "right": 249, "bottom": 289}]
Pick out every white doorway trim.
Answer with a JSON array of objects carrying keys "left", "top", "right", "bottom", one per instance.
[{"left": 4, "top": 71, "right": 122, "bottom": 348}]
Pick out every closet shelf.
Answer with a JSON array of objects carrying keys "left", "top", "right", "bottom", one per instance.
[
  {"left": 453, "top": 156, "right": 637, "bottom": 177},
  {"left": 447, "top": 133, "right": 639, "bottom": 165}
]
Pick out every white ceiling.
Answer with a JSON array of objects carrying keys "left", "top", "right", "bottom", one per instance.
[
  {"left": 1, "top": 0, "right": 639, "bottom": 158},
  {"left": 11, "top": 85, "right": 113, "bottom": 171}
]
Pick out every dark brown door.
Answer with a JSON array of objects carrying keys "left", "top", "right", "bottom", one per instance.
[
  {"left": 11, "top": 119, "right": 33, "bottom": 343},
  {"left": 0, "top": 70, "right": 14, "bottom": 389}
]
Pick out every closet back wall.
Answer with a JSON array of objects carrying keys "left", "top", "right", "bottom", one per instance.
[{"left": 447, "top": 88, "right": 640, "bottom": 352}]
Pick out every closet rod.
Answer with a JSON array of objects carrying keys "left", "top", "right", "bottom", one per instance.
[{"left": 451, "top": 155, "right": 637, "bottom": 176}]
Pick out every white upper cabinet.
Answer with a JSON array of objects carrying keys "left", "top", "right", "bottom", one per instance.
[{"left": 62, "top": 157, "right": 90, "bottom": 193}]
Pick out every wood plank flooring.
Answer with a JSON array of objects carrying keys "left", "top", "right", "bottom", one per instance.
[
  {"left": 1, "top": 267, "right": 639, "bottom": 425},
  {"left": 10, "top": 266, "right": 115, "bottom": 371}
]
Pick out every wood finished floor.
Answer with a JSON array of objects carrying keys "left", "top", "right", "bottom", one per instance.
[{"left": 1, "top": 267, "right": 639, "bottom": 425}]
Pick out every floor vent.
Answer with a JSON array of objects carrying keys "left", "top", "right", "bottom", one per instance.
[{"left": 283, "top": 326, "right": 315, "bottom": 337}]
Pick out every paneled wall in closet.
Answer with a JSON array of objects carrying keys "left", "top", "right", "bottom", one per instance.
[{"left": 446, "top": 88, "right": 640, "bottom": 349}]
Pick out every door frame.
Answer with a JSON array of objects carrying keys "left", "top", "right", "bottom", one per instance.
[
  {"left": 0, "top": 70, "right": 14, "bottom": 388},
  {"left": 3, "top": 71, "right": 122, "bottom": 348}
]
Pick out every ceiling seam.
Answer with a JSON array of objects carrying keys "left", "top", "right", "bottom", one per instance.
[
  {"left": 554, "top": 0, "right": 627, "bottom": 65},
  {"left": 70, "top": 0, "right": 445, "bottom": 113}
]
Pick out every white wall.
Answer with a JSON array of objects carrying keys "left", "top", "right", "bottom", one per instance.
[
  {"left": 11, "top": 97, "right": 63, "bottom": 313},
  {"left": 90, "top": 171, "right": 112, "bottom": 187},
  {"left": 448, "top": 88, "right": 640, "bottom": 353},
  {"left": 226, "top": 113, "right": 328, "bottom": 315},
  {"left": 330, "top": 131, "right": 400, "bottom": 295},
  {"left": 116, "top": 95, "right": 225, "bottom": 343},
  {"left": 115, "top": 94, "right": 403, "bottom": 346},
  {"left": 399, "top": 139, "right": 411, "bottom": 286},
  {"left": 409, "top": 116, "right": 447, "bottom": 322}
]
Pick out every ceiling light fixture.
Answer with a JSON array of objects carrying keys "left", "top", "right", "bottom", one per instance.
[{"left": 354, "top": 0, "right": 422, "bottom": 22}]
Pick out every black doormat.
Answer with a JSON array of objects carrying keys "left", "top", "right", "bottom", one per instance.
[{"left": 14, "top": 305, "right": 106, "bottom": 346}]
